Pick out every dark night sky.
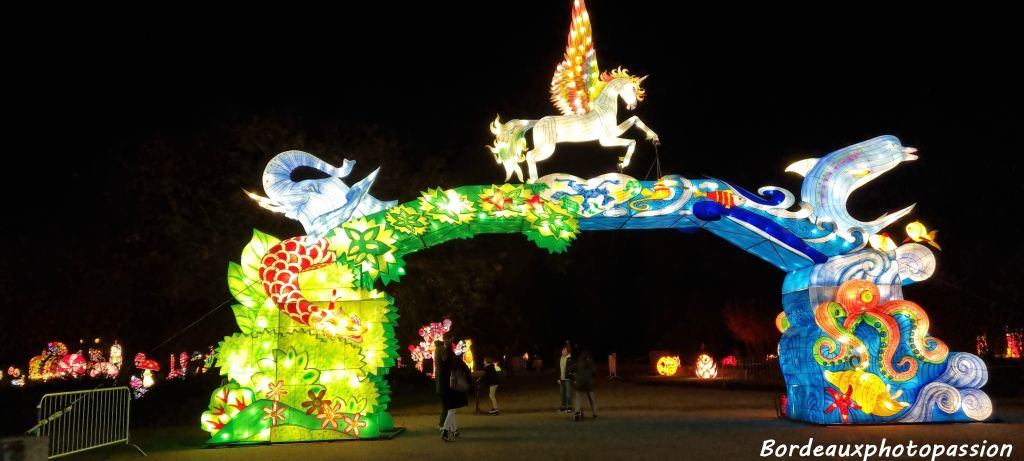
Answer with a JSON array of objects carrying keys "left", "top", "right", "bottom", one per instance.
[{"left": 3, "top": 2, "right": 1021, "bottom": 364}]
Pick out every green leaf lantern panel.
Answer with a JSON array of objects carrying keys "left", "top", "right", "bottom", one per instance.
[
  {"left": 205, "top": 156, "right": 582, "bottom": 444},
  {"left": 211, "top": 229, "right": 398, "bottom": 443},
  {"left": 209, "top": 154, "right": 402, "bottom": 444},
  {"left": 207, "top": 133, "right": 992, "bottom": 444}
]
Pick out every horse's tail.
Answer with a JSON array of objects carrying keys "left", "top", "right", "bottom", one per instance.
[{"left": 487, "top": 116, "right": 535, "bottom": 181}]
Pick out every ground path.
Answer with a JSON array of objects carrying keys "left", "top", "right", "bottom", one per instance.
[{"left": 62, "top": 369, "right": 1024, "bottom": 461}]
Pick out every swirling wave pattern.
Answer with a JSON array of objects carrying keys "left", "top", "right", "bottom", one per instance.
[
  {"left": 895, "top": 243, "right": 936, "bottom": 283},
  {"left": 896, "top": 382, "right": 960, "bottom": 422},
  {"left": 937, "top": 353, "right": 989, "bottom": 389},
  {"left": 960, "top": 388, "right": 993, "bottom": 421},
  {"left": 810, "top": 249, "right": 900, "bottom": 288}
]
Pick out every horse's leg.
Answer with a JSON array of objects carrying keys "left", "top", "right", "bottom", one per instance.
[
  {"left": 526, "top": 143, "right": 555, "bottom": 183},
  {"left": 525, "top": 150, "right": 537, "bottom": 184},
  {"left": 526, "top": 123, "right": 557, "bottom": 183},
  {"left": 617, "top": 116, "right": 659, "bottom": 145},
  {"left": 503, "top": 160, "right": 516, "bottom": 182},
  {"left": 599, "top": 137, "right": 636, "bottom": 170}
]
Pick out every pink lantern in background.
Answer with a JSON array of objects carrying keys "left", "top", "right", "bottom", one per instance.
[
  {"left": 129, "top": 375, "right": 147, "bottom": 399},
  {"left": 408, "top": 319, "right": 453, "bottom": 374},
  {"left": 8, "top": 367, "right": 24, "bottom": 387},
  {"left": 58, "top": 352, "right": 88, "bottom": 378},
  {"left": 88, "top": 362, "right": 119, "bottom": 379}
]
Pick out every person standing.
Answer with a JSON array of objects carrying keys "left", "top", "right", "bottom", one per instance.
[
  {"left": 437, "top": 338, "right": 469, "bottom": 441},
  {"left": 572, "top": 350, "right": 597, "bottom": 421},
  {"left": 434, "top": 340, "right": 447, "bottom": 430},
  {"left": 482, "top": 357, "right": 501, "bottom": 414},
  {"left": 557, "top": 345, "right": 575, "bottom": 413}
]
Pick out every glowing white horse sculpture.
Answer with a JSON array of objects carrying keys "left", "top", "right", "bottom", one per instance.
[{"left": 489, "top": 0, "right": 659, "bottom": 183}]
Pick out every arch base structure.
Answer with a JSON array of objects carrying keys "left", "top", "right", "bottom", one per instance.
[{"left": 202, "top": 136, "right": 989, "bottom": 444}]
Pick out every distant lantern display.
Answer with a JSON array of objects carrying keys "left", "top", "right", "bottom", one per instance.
[
  {"left": 409, "top": 319, "right": 453, "bottom": 374},
  {"left": 656, "top": 356, "right": 681, "bottom": 376},
  {"left": 1007, "top": 328, "right": 1022, "bottom": 359},
  {"left": 695, "top": 354, "right": 718, "bottom": 379},
  {"left": 455, "top": 339, "right": 475, "bottom": 372}
]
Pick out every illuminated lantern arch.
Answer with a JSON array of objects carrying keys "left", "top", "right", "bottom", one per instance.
[
  {"left": 202, "top": 0, "right": 989, "bottom": 444},
  {"left": 205, "top": 134, "right": 990, "bottom": 444}
]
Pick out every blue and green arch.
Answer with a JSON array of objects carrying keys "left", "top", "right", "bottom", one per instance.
[{"left": 204, "top": 135, "right": 990, "bottom": 444}]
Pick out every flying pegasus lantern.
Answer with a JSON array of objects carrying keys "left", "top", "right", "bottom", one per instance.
[{"left": 489, "top": 0, "right": 660, "bottom": 183}]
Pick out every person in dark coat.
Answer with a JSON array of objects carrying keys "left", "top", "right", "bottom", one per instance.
[
  {"left": 572, "top": 350, "right": 597, "bottom": 421},
  {"left": 482, "top": 357, "right": 501, "bottom": 414},
  {"left": 436, "top": 338, "right": 469, "bottom": 441},
  {"left": 434, "top": 340, "right": 447, "bottom": 429},
  {"left": 557, "top": 344, "right": 575, "bottom": 413}
]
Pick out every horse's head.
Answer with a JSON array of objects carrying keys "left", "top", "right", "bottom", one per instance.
[{"left": 603, "top": 67, "right": 647, "bottom": 110}]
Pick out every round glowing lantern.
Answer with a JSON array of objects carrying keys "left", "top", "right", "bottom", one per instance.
[
  {"left": 695, "top": 353, "right": 718, "bottom": 379},
  {"left": 59, "top": 352, "right": 88, "bottom": 378},
  {"left": 656, "top": 355, "right": 681, "bottom": 376}
]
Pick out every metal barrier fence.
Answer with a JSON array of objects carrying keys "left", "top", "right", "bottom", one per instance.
[
  {"left": 737, "top": 358, "right": 783, "bottom": 381},
  {"left": 28, "top": 386, "right": 145, "bottom": 459}
]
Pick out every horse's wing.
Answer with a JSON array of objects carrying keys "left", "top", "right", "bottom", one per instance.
[{"left": 549, "top": 0, "right": 606, "bottom": 116}]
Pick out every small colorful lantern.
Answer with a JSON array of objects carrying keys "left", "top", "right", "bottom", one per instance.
[
  {"left": 87, "top": 348, "right": 105, "bottom": 363},
  {"left": 58, "top": 352, "right": 88, "bottom": 378},
  {"left": 28, "top": 341, "right": 69, "bottom": 381},
  {"left": 201, "top": 346, "right": 216, "bottom": 373},
  {"left": 134, "top": 353, "right": 160, "bottom": 388},
  {"left": 167, "top": 354, "right": 182, "bottom": 379},
  {"left": 656, "top": 355, "right": 681, "bottom": 376},
  {"left": 455, "top": 339, "right": 475, "bottom": 371},
  {"left": 408, "top": 319, "right": 453, "bottom": 374},
  {"left": 8, "top": 367, "right": 24, "bottom": 387},
  {"left": 88, "top": 362, "right": 120, "bottom": 379},
  {"left": 129, "top": 375, "right": 147, "bottom": 399},
  {"left": 109, "top": 341, "right": 123, "bottom": 368},
  {"left": 721, "top": 355, "right": 737, "bottom": 367},
  {"left": 1007, "top": 328, "right": 1022, "bottom": 359},
  {"left": 695, "top": 353, "right": 718, "bottom": 379}
]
